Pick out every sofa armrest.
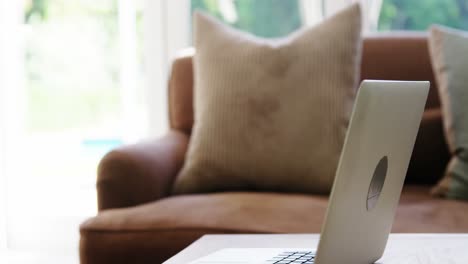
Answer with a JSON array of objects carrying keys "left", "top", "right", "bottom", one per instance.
[{"left": 97, "top": 130, "right": 189, "bottom": 211}]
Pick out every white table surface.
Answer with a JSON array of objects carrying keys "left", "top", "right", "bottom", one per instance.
[{"left": 165, "top": 234, "right": 468, "bottom": 263}]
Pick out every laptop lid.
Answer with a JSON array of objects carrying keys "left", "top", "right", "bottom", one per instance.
[{"left": 315, "top": 80, "right": 429, "bottom": 264}]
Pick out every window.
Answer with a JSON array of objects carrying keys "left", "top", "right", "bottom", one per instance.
[
  {"left": 2, "top": 0, "right": 145, "bottom": 260},
  {"left": 25, "top": 1, "right": 121, "bottom": 134},
  {"left": 379, "top": 0, "right": 468, "bottom": 30}
]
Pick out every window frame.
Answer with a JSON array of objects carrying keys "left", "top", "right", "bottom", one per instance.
[{"left": 143, "top": 0, "right": 190, "bottom": 136}]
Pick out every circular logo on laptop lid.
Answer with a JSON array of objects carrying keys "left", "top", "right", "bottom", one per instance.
[{"left": 367, "top": 156, "right": 388, "bottom": 211}]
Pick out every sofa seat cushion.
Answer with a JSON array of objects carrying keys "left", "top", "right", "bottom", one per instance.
[{"left": 80, "top": 186, "right": 468, "bottom": 263}]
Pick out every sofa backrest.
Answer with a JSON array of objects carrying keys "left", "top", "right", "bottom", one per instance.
[
  {"left": 360, "top": 34, "right": 440, "bottom": 108},
  {"left": 168, "top": 33, "right": 450, "bottom": 185}
]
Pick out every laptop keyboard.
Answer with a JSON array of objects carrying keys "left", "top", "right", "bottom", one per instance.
[{"left": 267, "top": 251, "right": 315, "bottom": 264}]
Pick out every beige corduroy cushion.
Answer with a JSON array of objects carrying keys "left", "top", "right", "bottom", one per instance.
[
  {"left": 173, "top": 4, "right": 362, "bottom": 195},
  {"left": 429, "top": 26, "right": 468, "bottom": 200}
]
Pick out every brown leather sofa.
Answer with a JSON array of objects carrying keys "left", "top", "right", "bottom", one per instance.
[{"left": 79, "top": 34, "right": 468, "bottom": 264}]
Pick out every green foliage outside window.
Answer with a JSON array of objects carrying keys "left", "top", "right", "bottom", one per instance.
[
  {"left": 191, "top": 0, "right": 302, "bottom": 38},
  {"left": 379, "top": 0, "right": 468, "bottom": 30},
  {"left": 24, "top": 0, "right": 121, "bottom": 132}
]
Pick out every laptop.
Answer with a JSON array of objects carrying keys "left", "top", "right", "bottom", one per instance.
[{"left": 190, "top": 80, "right": 430, "bottom": 264}]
